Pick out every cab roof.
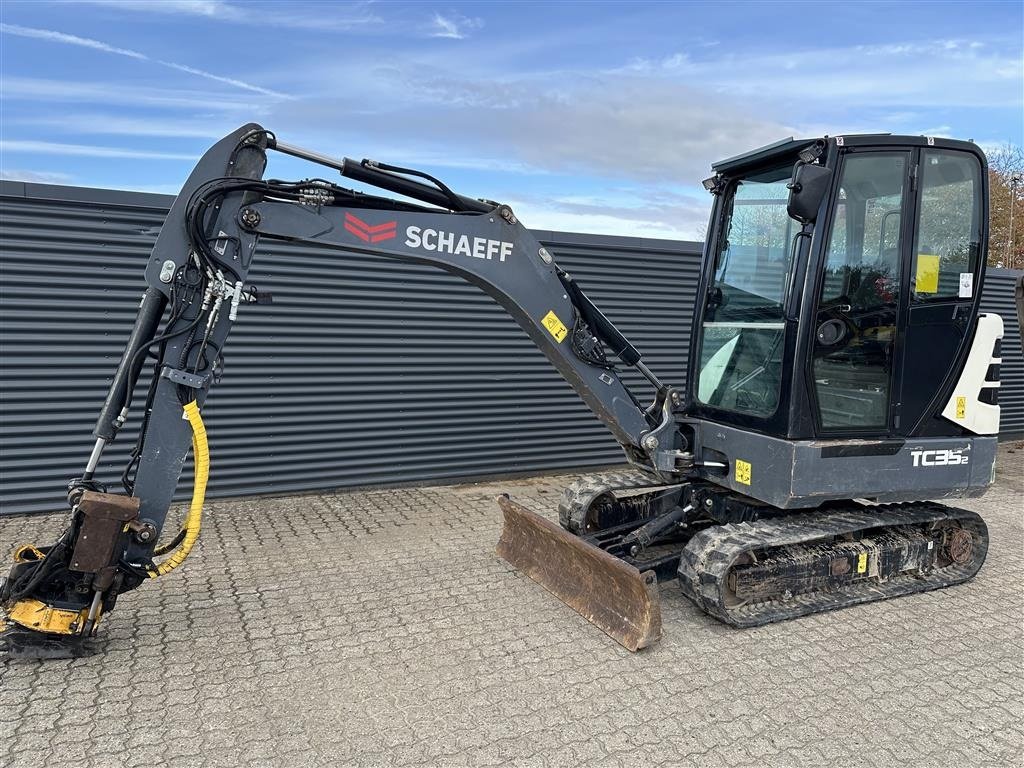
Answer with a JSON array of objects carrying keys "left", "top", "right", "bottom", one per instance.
[{"left": 711, "top": 134, "right": 983, "bottom": 176}]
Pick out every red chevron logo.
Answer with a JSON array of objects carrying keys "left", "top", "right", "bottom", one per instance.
[{"left": 344, "top": 212, "right": 397, "bottom": 243}]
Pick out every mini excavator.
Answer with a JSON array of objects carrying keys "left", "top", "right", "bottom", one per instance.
[{"left": 0, "top": 125, "right": 1006, "bottom": 657}]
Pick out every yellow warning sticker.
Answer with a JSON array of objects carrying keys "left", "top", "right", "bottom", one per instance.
[
  {"left": 541, "top": 310, "right": 568, "bottom": 343},
  {"left": 735, "top": 459, "right": 752, "bottom": 486},
  {"left": 955, "top": 396, "right": 966, "bottom": 420},
  {"left": 856, "top": 553, "right": 868, "bottom": 574},
  {"left": 916, "top": 254, "right": 940, "bottom": 294}
]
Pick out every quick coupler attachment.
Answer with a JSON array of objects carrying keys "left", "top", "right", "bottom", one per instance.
[{"left": 1, "top": 491, "right": 142, "bottom": 659}]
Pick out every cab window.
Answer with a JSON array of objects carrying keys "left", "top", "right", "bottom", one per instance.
[
  {"left": 911, "top": 150, "right": 982, "bottom": 301},
  {"left": 697, "top": 162, "right": 797, "bottom": 417},
  {"left": 812, "top": 152, "right": 907, "bottom": 430}
]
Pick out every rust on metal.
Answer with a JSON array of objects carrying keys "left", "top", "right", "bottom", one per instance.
[
  {"left": 945, "top": 527, "right": 974, "bottom": 564},
  {"left": 70, "top": 491, "right": 140, "bottom": 575},
  {"left": 495, "top": 495, "right": 662, "bottom": 652},
  {"left": 831, "top": 557, "right": 851, "bottom": 576}
]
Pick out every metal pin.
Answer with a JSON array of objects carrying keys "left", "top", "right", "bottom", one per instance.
[
  {"left": 229, "top": 281, "right": 243, "bottom": 321},
  {"left": 83, "top": 437, "right": 107, "bottom": 479},
  {"left": 83, "top": 590, "right": 103, "bottom": 636}
]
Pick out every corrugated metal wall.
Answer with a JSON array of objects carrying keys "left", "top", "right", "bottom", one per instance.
[
  {"left": 981, "top": 268, "right": 1024, "bottom": 440},
  {"left": 0, "top": 181, "right": 701, "bottom": 515},
  {"left": 1, "top": 182, "right": 1020, "bottom": 516}
]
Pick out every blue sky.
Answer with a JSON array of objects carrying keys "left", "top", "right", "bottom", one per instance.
[{"left": 1, "top": 0, "right": 1021, "bottom": 239}]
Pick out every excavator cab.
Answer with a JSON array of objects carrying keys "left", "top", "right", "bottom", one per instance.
[
  {"left": 692, "top": 135, "right": 992, "bottom": 441},
  {"left": 679, "top": 136, "right": 1000, "bottom": 511}
]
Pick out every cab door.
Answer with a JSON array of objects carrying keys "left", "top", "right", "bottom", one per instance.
[
  {"left": 809, "top": 151, "right": 910, "bottom": 434},
  {"left": 808, "top": 146, "right": 986, "bottom": 438},
  {"left": 895, "top": 148, "right": 985, "bottom": 435}
]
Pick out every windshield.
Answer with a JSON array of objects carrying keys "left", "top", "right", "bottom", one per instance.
[{"left": 697, "top": 162, "right": 800, "bottom": 417}]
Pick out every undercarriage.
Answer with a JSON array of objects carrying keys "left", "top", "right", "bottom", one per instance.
[{"left": 498, "top": 470, "right": 989, "bottom": 648}]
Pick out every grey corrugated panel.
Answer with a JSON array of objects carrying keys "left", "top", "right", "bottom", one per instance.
[
  {"left": 0, "top": 181, "right": 701, "bottom": 514},
  {"left": 981, "top": 268, "right": 1024, "bottom": 440},
  {"left": 2, "top": 180, "right": 1020, "bottom": 516}
]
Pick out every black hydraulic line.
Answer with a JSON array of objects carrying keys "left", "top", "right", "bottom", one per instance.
[
  {"left": 93, "top": 288, "right": 168, "bottom": 440},
  {"left": 342, "top": 160, "right": 493, "bottom": 213},
  {"left": 270, "top": 139, "right": 493, "bottom": 213},
  {"left": 560, "top": 273, "right": 643, "bottom": 367},
  {"left": 359, "top": 159, "right": 466, "bottom": 213}
]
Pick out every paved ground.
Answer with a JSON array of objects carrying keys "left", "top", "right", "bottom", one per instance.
[{"left": 1, "top": 447, "right": 1022, "bottom": 768}]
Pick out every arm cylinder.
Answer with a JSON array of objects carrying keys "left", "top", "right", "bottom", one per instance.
[{"left": 93, "top": 287, "right": 167, "bottom": 440}]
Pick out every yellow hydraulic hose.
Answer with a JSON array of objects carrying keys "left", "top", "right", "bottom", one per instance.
[{"left": 147, "top": 400, "right": 208, "bottom": 578}]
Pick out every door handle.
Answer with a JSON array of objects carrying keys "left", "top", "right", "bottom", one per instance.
[{"left": 816, "top": 318, "right": 849, "bottom": 346}]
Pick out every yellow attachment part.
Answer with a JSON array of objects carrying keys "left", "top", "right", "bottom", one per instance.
[
  {"left": 148, "top": 400, "right": 209, "bottom": 578},
  {"left": 7, "top": 598, "right": 91, "bottom": 636},
  {"left": 13, "top": 545, "right": 46, "bottom": 563}
]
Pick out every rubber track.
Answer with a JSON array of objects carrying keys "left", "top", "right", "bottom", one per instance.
[
  {"left": 557, "top": 468, "right": 663, "bottom": 534},
  {"left": 677, "top": 502, "right": 988, "bottom": 627}
]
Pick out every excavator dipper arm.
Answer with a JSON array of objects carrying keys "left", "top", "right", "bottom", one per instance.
[{"left": 1, "top": 124, "right": 684, "bottom": 656}]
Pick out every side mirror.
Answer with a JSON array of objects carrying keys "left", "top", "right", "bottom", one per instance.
[{"left": 787, "top": 162, "right": 833, "bottom": 223}]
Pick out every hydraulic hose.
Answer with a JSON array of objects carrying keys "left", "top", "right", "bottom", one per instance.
[{"left": 147, "top": 400, "right": 208, "bottom": 578}]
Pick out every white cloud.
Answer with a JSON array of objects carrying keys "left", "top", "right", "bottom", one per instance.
[
  {"left": 503, "top": 185, "right": 712, "bottom": 240},
  {"left": 0, "top": 169, "right": 75, "bottom": 184},
  {"left": 157, "top": 61, "right": 288, "bottom": 98},
  {"left": 0, "top": 23, "right": 290, "bottom": 98},
  {"left": 429, "top": 12, "right": 481, "bottom": 40},
  {"left": 507, "top": 198, "right": 708, "bottom": 241},
  {"left": 82, "top": 0, "right": 241, "bottom": 17},
  {"left": 275, "top": 33, "right": 1018, "bottom": 188},
  {"left": 8, "top": 113, "right": 229, "bottom": 138},
  {"left": 1, "top": 77, "right": 264, "bottom": 113},
  {"left": 117, "top": 182, "right": 188, "bottom": 195},
  {"left": 271, "top": 72, "right": 790, "bottom": 184},
  {"left": 0, "top": 22, "right": 146, "bottom": 59},
  {"left": 624, "top": 37, "right": 1022, "bottom": 111},
  {"left": 0, "top": 140, "right": 198, "bottom": 161},
  {"left": 75, "top": 0, "right": 381, "bottom": 30}
]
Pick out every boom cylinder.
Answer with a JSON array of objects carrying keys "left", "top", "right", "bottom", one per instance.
[{"left": 271, "top": 139, "right": 492, "bottom": 213}]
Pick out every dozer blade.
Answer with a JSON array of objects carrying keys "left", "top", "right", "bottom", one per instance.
[{"left": 495, "top": 495, "right": 661, "bottom": 652}]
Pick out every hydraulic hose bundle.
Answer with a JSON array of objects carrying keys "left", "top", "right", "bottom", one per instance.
[{"left": 147, "top": 401, "right": 209, "bottom": 578}]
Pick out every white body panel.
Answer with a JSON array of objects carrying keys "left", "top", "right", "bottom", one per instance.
[{"left": 942, "top": 313, "right": 1003, "bottom": 435}]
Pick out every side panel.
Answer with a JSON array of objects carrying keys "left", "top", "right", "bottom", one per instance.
[
  {"left": 939, "top": 313, "right": 1003, "bottom": 434},
  {"left": 695, "top": 421, "right": 997, "bottom": 508}
]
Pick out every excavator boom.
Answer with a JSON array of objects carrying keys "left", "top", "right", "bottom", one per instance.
[{"left": 1, "top": 124, "right": 687, "bottom": 656}]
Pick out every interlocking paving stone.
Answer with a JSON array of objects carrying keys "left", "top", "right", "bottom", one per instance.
[{"left": 1, "top": 446, "right": 1022, "bottom": 767}]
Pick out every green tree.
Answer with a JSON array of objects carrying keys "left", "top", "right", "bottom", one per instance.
[{"left": 987, "top": 143, "right": 1024, "bottom": 269}]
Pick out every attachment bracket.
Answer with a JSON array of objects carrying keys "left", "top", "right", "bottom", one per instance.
[{"left": 160, "top": 367, "right": 211, "bottom": 390}]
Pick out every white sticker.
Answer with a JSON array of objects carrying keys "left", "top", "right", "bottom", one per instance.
[
  {"left": 214, "top": 230, "right": 229, "bottom": 256},
  {"left": 958, "top": 272, "right": 973, "bottom": 298}
]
